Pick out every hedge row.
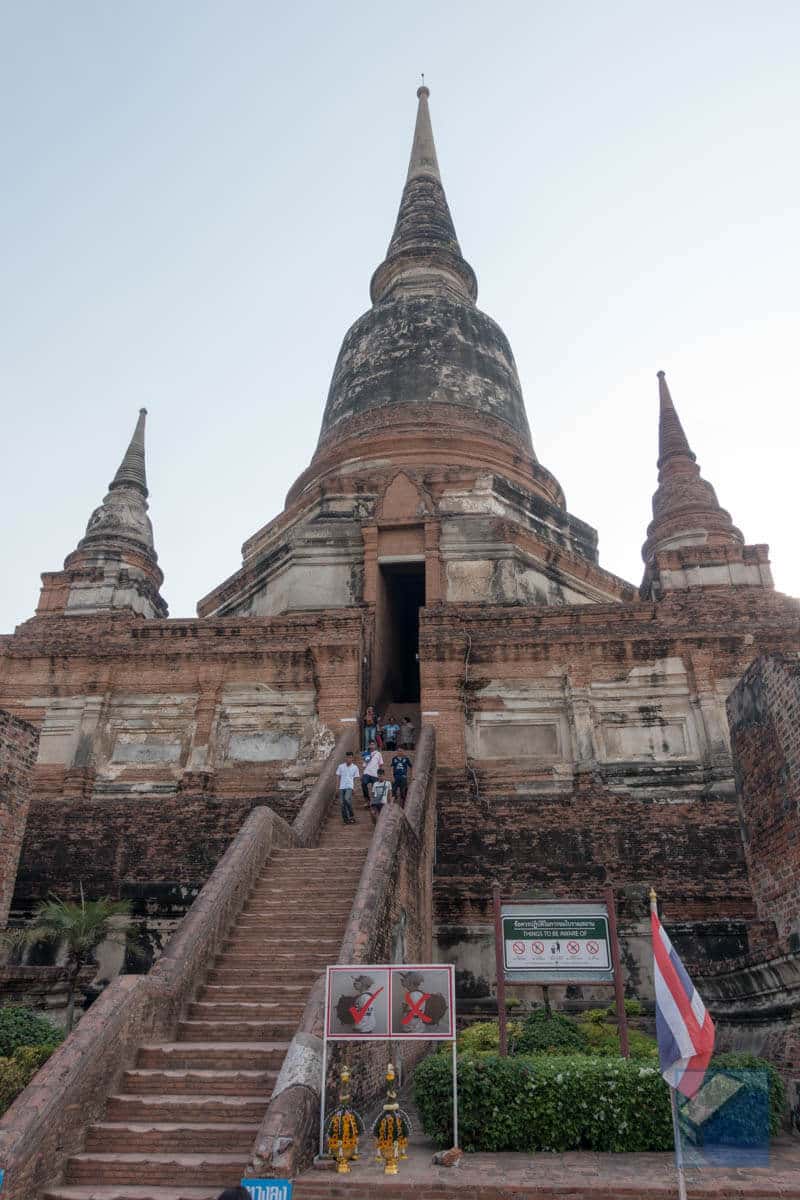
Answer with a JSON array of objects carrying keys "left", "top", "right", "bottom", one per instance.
[
  {"left": 415, "top": 1053, "right": 673, "bottom": 1152},
  {"left": 456, "top": 1013, "right": 658, "bottom": 1060},
  {"left": 414, "top": 1051, "right": 785, "bottom": 1153},
  {"left": 0, "top": 1007, "right": 64, "bottom": 1117},
  {"left": 0, "top": 1045, "right": 58, "bottom": 1116},
  {"left": 0, "top": 1006, "right": 63, "bottom": 1058}
]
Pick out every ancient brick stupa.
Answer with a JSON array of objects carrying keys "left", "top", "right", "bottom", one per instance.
[{"left": 1, "top": 86, "right": 799, "bottom": 1196}]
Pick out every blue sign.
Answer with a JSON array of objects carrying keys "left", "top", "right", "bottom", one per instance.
[
  {"left": 241, "top": 1180, "right": 292, "bottom": 1200},
  {"left": 0, "top": 1166, "right": 5, "bottom": 1189}
]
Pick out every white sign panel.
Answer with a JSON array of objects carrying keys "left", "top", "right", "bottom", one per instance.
[{"left": 501, "top": 902, "right": 613, "bottom": 983}]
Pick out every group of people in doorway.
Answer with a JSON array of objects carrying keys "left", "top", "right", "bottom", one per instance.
[
  {"left": 334, "top": 705, "right": 415, "bottom": 826},
  {"left": 361, "top": 705, "right": 415, "bottom": 753}
]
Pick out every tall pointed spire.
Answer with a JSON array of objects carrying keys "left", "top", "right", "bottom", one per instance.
[
  {"left": 405, "top": 85, "right": 441, "bottom": 182},
  {"left": 109, "top": 407, "right": 148, "bottom": 495},
  {"left": 657, "top": 370, "right": 695, "bottom": 466},
  {"left": 36, "top": 409, "right": 167, "bottom": 618},
  {"left": 79, "top": 409, "right": 157, "bottom": 557},
  {"left": 640, "top": 371, "right": 773, "bottom": 597},
  {"left": 370, "top": 86, "right": 477, "bottom": 305}
]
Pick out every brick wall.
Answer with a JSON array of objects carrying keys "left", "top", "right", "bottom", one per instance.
[
  {"left": 0, "top": 708, "right": 39, "bottom": 926},
  {"left": 434, "top": 768, "right": 752, "bottom": 924},
  {"left": 418, "top": 590, "right": 800, "bottom": 1005},
  {"left": 727, "top": 654, "right": 800, "bottom": 953},
  {"left": 9, "top": 792, "right": 297, "bottom": 929},
  {"left": 0, "top": 609, "right": 364, "bottom": 950}
]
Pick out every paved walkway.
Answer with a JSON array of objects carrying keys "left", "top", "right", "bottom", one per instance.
[{"left": 297, "top": 1124, "right": 800, "bottom": 1199}]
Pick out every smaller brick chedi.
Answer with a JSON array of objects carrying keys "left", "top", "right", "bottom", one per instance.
[{"left": 1, "top": 86, "right": 799, "bottom": 1045}]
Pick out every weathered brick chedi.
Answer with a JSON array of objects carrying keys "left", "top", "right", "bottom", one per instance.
[{"left": 1, "top": 86, "right": 800, "bottom": 1193}]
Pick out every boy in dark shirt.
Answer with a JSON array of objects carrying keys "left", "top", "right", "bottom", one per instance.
[{"left": 391, "top": 751, "right": 413, "bottom": 805}]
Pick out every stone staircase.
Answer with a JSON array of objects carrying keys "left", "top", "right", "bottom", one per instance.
[{"left": 43, "top": 800, "right": 374, "bottom": 1200}]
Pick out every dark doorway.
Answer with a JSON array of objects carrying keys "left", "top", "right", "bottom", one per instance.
[{"left": 373, "top": 561, "right": 425, "bottom": 704}]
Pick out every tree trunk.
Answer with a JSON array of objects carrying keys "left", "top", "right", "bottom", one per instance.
[{"left": 65, "top": 961, "right": 81, "bottom": 1034}]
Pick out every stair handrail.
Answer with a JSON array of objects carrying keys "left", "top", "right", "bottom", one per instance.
[{"left": 292, "top": 726, "right": 357, "bottom": 847}]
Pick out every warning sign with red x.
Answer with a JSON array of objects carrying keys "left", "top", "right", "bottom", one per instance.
[{"left": 325, "top": 964, "right": 455, "bottom": 1040}]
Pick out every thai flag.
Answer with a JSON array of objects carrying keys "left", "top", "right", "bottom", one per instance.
[{"left": 652, "top": 910, "right": 715, "bottom": 1098}]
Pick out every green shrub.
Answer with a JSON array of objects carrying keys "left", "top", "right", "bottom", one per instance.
[
  {"left": 413, "top": 1052, "right": 673, "bottom": 1152},
  {"left": 707, "top": 1053, "right": 785, "bottom": 1137},
  {"left": 578, "top": 1020, "right": 658, "bottom": 1060},
  {"left": 0, "top": 1006, "right": 63, "bottom": 1057},
  {"left": 516, "top": 1009, "right": 589, "bottom": 1055},
  {"left": 581, "top": 1008, "right": 609, "bottom": 1025},
  {"left": 457, "top": 1020, "right": 523, "bottom": 1056},
  {"left": 0, "top": 1043, "right": 58, "bottom": 1115},
  {"left": 602, "top": 999, "right": 644, "bottom": 1018}
]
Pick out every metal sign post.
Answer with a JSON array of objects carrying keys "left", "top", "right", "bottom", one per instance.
[{"left": 492, "top": 882, "right": 508, "bottom": 1056}]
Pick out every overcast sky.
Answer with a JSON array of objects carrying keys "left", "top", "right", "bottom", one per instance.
[{"left": 2, "top": 1, "right": 798, "bottom": 630}]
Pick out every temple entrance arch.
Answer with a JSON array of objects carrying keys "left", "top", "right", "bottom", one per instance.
[{"left": 372, "top": 558, "right": 425, "bottom": 705}]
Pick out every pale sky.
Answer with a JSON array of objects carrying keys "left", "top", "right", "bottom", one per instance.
[{"left": 2, "top": 1, "right": 798, "bottom": 630}]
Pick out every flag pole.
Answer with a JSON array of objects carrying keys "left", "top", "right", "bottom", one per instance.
[{"left": 651, "top": 888, "right": 687, "bottom": 1200}]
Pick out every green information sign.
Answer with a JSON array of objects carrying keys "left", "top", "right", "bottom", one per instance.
[{"left": 501, "top": 904, "right": 612, "bottom": 982}]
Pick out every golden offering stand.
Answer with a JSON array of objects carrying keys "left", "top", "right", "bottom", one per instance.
[
  {"left": 326, "top": 1065, "right": 364, "bottom": 1173},
  {"left": 372, "top": 1062, "right": 412, "bottom": 1174}
]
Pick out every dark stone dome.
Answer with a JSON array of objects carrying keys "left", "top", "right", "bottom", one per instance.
[{"left": 317, "top": 293, "right": 534, "bottom": 454}]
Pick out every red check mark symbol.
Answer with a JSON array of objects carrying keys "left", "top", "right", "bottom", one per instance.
[
  {"left": 402, "top": 991, "right": 432, "bottom": 1024},
  {"left": 349, "top": 986, "right": 383, "bottom": 1025}
]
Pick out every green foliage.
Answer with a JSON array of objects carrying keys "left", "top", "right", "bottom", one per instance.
[
  {"left": 457, "top": 1020, "right": 523, "bottom": 1056},
  {"left": 516, "top": 1009, "right": 589, "bottom": 1055},
  {"left": 581, "top": 1008, "right": 609, "bottom": 1025},
  {"left": 578, "top": 1019, "right": 658, "bottom": 1060},
  {"left": 0, "top": 1043, "right": 58, "bottom": 1115},
  {"left": 0, "top": 1006, "right": 63, "bottom": 1057},
  {"left": 708, "top": 1053, "right": 785, "bottom": 1137},
  {"left": 413, "top": 1052, "right": 674, "bottom": 1152},
  {"left": 621, "top": 998, "right": 644, "bottom": 1017},
  {"left": 5, "top": 895, "right": 134, "bottom": 965},
  {"left": 3, "top": 894, "right": 141, "bottom": 1032}
]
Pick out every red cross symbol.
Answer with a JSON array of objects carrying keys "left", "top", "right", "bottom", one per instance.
[
  {"left": 402, "top": 991, "right": 432, "bottom": 1024},
  {"left": 567, "top": 941, "right": 580, "bottom": 955}
]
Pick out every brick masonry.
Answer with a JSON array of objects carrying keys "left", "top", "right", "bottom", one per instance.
[
  {"left": 0, "top": 707, "right": 39, "bottom": 926},
  {"left": 0, "top": 610, "right": 364, "bottom": 961},
  {"left": 728, "top": 653, "right": 800, "bottom": 952},
  {"left": 695, "top": 654, "right": 800, "bottom": 1111}
]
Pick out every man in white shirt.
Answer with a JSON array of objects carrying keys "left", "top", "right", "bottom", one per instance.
[
  {"left": 335, "top": 750, "right": 360, "bottom": 824},
  {"left": 361, "top": 740, "right": 384, "bottom": 808}
]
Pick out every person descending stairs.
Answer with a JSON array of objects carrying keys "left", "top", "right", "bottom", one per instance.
[{"left": 42, "top": 801, "right": 374, "bottom": 1200}]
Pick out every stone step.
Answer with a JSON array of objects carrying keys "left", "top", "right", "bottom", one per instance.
[
  {"left": 178, "top": 1019, "right": 298, "bottom": 1042},
  {"left": 238, "top": 903, "right": 353, "bottom": 921},
  {"left": 84, "top": 1121, "right": 258, "bottom": 1153},
  {"left": 214, "top": 952, "right": 335, "bottom": 968},
  {"left": 44, "top": 1188, "right": 218, "bottom": 1200},
  {"left": 106, "top": 1093, "right": 268, "bottom": 1124},
  {"left": 255, "top": 863, "right": 364, "bottom": 877},
  {"left": 65, "top": 1153, "right": 246, "bottom": 1188},
  {"left": 187, "top": 1000, "right": 305, "bottom": 1021},
  {"left": 247, "top": 882, "right": 360, "bottom": 897},
  {"left": 198, "top": 982, "right": 313, "bottom": 1002},
  {"left": 137, "top": 1043, "right": 288, "bottom": 1070},
  {"left": 223, "top": 935, "right": 342, "bottom": 951},
  {"left": 205, "top": 966, "right": 321, "bottom": 985},
  {"left": 271, "top": 849, "right": 367, "bottom": 861},
  {"left": 122, "top": 1068, "right": 276, "bottom": 1095}
]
